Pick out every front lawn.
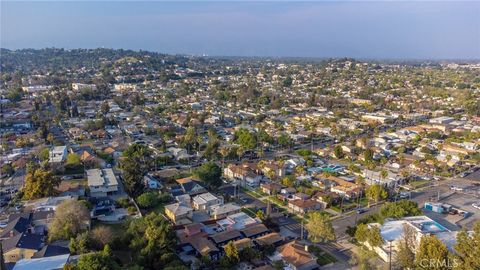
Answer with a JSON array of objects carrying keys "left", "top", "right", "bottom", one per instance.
[{"left": 308, "top": 245, "right": 337, "bottom": 266}]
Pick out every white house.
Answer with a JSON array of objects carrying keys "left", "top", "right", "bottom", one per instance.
[
  {"left": 363, "top": 169, "right": 404, "bottom": 188},
  {"left": 49, "top": 146, "right": 68, "bottom": 164},
  {"left": 87, "top": 169, "right": 119, "bottom": 198},
  {"left": 192, "top": 192, "right": 223, "bottom": 211}
]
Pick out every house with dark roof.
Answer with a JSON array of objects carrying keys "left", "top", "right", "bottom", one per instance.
[
  {"left": 254, "top": 232, "right": 284, "bottom": 247},
  {"left": 0, "top": 216, "right": 31, "bottom": 240},
  {"left": 170, "top": 179, "right": 207, "bottom": 197},
  {"left": 240, "top": 224, "right": 270, "bottom": 239},
  {"left": 32, "top": 245, "right": 70, "bottom": 258},
  {"left": 2, "top": 233, "right": 43, "bottom": 263},
  {"left": 209, "top": 229, "right": 243, "bottom": 247}
]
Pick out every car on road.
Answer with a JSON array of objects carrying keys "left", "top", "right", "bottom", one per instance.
[
  {"left": 460, "top": 172, "right": 469, "bottom": 178},
  {"left": 450, "top": 186, "right": 464, "bottom": 191},
  {"left": 0, "top": 222, "right": 8, "bottom": 228},
  {"left": 472, "top": 203, "right": 480, "bottom": 210},
  {"left": 240, "top": 197, "right": 250, "bottom": 204},
  {"left": 61, "top": 175, "right": 73, "bottom": 180},
  {"left": 356, "top": 208, "right": 367, "bottom": 214}
]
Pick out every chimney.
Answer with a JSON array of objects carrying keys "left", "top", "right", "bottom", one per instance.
[{"left": 304, "top": 245, "right": 309, "bottom": 252}]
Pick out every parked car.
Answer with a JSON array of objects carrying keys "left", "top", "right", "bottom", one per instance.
[
  {"left": 356, "top": 208, "right": 367, "bottom": 214},
  {"left": 450, "top": 186, "right": 464, "bottom": 191},
  {"left": 472, "top": 203, "right": 480, "bottom": 210}
]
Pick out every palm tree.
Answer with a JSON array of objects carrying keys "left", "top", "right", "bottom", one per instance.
[
  {"left": 219, "top": 146, "right": 230, "bottom": 169},
  {"left": 236, "top": 146, "right": 244, "bottom": 161}
]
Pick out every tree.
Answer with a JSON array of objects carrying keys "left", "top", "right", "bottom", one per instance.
[
  {"left": 396, "top": 224, "right": 416, "bottom": 269},
  {"left": 194, "top": 162, "right": 222, "bottom": 188},
  {"left": 272, "top": 260, "right": 285, "bottom": 270},
  {"left": 136, "top": 192, "right": 159, "bottom": 209},
  {"left": 366, "top": 226, "right": 384, "bottom": 247},
  {"left": 235, "top": 128, "right": 257, "bottom": 150},
  {"left": 256, "top": 210, "right": 265, "bottom": 220},
  {"left": 121, "top": 144, "right": 152, "bottom": 197},
  {"left": 277, "top": 134, "right": 291, "bottom": 149},
  {"left": 90, "top": 226, "right": 114, "bottom": 250},
  {"left": 23, "top": 168, "right": 60, "bottom": 199},
  {"left": 219, "top": 146, "right": 230, "bottom": 168},
  {"left": 334, "top": 145, "right": 345, "bottom": 159},
  {"left": 365, "top": 184, "right": 388, "bottom": 207},
  {"left": 224, "top": 241, "right": 240, "bottom": 264},
  {"left": 47, "top": 133, "right": 55, "bottom": 145},
  {"left": 38, "top": 148, "right": 50, "bottom": 162},
  {"left": 452, "top": 221, "right": 480, "bottom": 270},
  {"left": 66, "top": 153, "right": 81, "bottom": 168},
  {"left": 305, "top": 211, "right": 336, "bottom": 243},
  {"left": 1, "top": 164, "right": 14, "bottom": 177},
  {"left": 49, "top": 199, "right": 90, "bottom": 241},
  {"left": 415, "top": 235, "right": 450, "bottom": 270},
  {"left": 354, "top": 223, "right": 369, "bottom": 243},
  {"left": 281, "top": 176, "right": 294, "bottom": 187},
  {"left": 126, "top": 212, "right": 179, "bottom": 269},
  {"left": 101, "top": 101, "right": 110, "bottom": 115},
  {"left": 363, "top": 148, "right": 374, "bottom": 162},
  {"left": 69, "top": 232, "right": 90, "bottom": 255},
  {"left": 76, "top": 245, "right": 120, "bottom": 270},
  {"left": 380, "top": 200, "right": 421, "bottom": 219}
]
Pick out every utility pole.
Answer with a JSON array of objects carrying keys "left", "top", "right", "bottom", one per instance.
[
  {"left": 300, "top": 219, "right": 304, "bottom": 240},
  {"left": 389, "top": 240, "right": 392, "bottom": 270}
]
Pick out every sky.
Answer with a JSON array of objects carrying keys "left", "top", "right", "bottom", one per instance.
[{"left": 1, "top": 1, "right": 479, "bottom": 59}]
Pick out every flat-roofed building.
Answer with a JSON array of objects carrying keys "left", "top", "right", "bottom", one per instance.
[
  {"left": 86, "top": 169, "right": 119, "bottom": 198},
  {"left": 49, "top": 146, "right": 67, "bottom": 164},
  {"left": 192, "top": 192, "right": 223, "bottom": 211}
]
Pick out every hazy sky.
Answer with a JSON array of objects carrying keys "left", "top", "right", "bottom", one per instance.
[{"left": 1, "top": 1, "right": 479, "bottom": 59}]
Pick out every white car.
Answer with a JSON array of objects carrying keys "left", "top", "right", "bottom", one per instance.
[
  {"left": 472, "top": 203, "right": 480, "bottom": 210},
  {"left": 450, "top": 186, "right": 463, "bottom": 191}
]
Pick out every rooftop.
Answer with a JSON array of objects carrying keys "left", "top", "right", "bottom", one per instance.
[{"left": 86, "top": 169, "right": 118, "bottom": 188}]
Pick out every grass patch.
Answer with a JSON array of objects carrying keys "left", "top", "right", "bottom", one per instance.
[
  {"left": 309, "top": 245, "right": 337, "bottom": 266},
  {"left": 241, "top": 207, "right": 257, "bottom": 218}
]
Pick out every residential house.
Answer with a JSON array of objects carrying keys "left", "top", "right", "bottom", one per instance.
[
  {"left": 210, "top": 230, "right": 243, "bottom": 247},
  {"left": 208, "top": 203, "right": 241, "bottom": 220},
  {"left": 13, "top": 253, "right": 70, "bottom": 270},
  {"left": 192, "top": 192, "right": 223, "bottom": 211},
  {"left": 288, "top": 199, "right": 323, "bottom": 214},
  {"left": 254, "top": 232, "right": 284, "bottom": 247},
  {"left": 363, "top": 169, "right": 404, "bottom": 188},
  {"left": 224, "top": 164, "right": 262, "bottom": 187},
  {"left": 260, "top": 183, "right": 283, "bottom": 195},
  {"left": 171, "top": 177, "right": 207, "bottom": 197},
  {"left": 87, "top": 169, "right": 119, "bottom": 198},
  {"left": 240, "top": 223, "right": 270, "bottom": 239},
  {"left": 49, "top": 146, "right": 67, "bottom": 164},
  {"left": 165, "top": 203, "right": 194, "bottom": 224},
  {"left": 2, "top": 233, "right": 43, "bottom": 263},
  {"left": 276, "top": 241, "right": 319, "bottom": 270}
]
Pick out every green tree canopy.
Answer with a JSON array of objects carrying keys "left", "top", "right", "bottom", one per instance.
[
  {"left": 415, "top": 235, "right": 451, "bottom": 270},
  {"left": 365, "top": 184, "right": 388, "bottom": 206},
  {"left": 306, "top": 211, "right": 336, "bottom": 243},
  {"left": 23, "top": 168, "right": 60, "bottom": 199},
  {"left": 49, "top": 199, "right": 90, "bottom": 241},
  {"left": 235, "top": 128, "right": 257, "bottom": 150},
  {"left": 194, "top": 162, "right": 222, "bottom": 188}
]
